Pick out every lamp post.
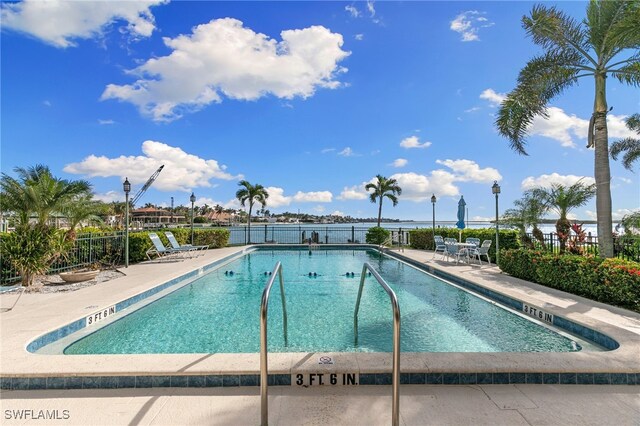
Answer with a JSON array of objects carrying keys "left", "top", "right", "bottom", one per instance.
[
  {"left": 492, "top": 181, "right": 501, "bottom": 265},
  {"left": 190, "top": 192, "right": 196, "bottom": 245},
  {"left": 430, "top": 194, "right": 437, "bottom": 239},
  {"left": 123, "top": 177, "right": 131, "bottom": 268},
  {"left": 170, "top": 196, "right": 174, "bottom": 226}
]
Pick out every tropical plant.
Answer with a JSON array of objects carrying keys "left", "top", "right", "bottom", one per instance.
[
  {"left": 610, "top": 113, "right": 640, "bottom": 171},
  {"left": 502, "top": 193, "right": 548, "bottom": 248},
  {"left": 365, "top": 226, "right": 391, "bottom": 245},
  {"left": 620, "top": 210, "right": 640, "bottom": 235},
  {"left": 529, "top": 180, "right": 596, "bottom": 253},
  {"left": 1, "top": 164, "right": 92, "bottom": 228},
  {"left": 495, "top": 1, "right": 640, "bottom": 258},
  {"left": 235, "top": 180, "right": 269, "bottom": 244},
  {"left": 365, "top": 175, "right": 402, "bottom": 227},
  {"left": 63, "top": 195, "right": 106, "bottom": 239}
]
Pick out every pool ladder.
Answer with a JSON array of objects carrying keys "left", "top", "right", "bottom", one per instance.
[{"left": 260, "top": 261, "right": 401, "bottom": 426}]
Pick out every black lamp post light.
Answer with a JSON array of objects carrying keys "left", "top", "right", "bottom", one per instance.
[
  {"left": 430, "top": 194, "right": 437, "bottom": 238},
  {"left": 190, "top": 192, "right": 196, "bottom": 245},
  {"left": 492, "top": 181, "right": 501, "bottom": 265},
  {"left": 123, "top": 177, "right": 131, "bottom": 268}
]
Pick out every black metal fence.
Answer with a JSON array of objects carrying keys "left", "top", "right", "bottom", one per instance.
[
  {"left": 225, "top": 225, "right": 411, "bottom": 246},
  {"left": 524, "top": 232, "right": 640, "bottom": 262},
  {"left": 1, "top": 231, "right": 125, "bottom": 284}
]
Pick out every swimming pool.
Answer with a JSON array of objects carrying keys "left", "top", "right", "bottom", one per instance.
[{"left": 60, "top": 247, "right": 601, "bottom": 355}]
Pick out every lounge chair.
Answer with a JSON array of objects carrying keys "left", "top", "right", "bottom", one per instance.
[
  {"left": 433, "top": 235, "right": 446, "bottom": 259},
  {"left": 164, "top": 232, "right": 207, "bottom": 256},
  {"left": 146, "top": 233, "right": 189, "bottom": 260},
  {"left": 1, "top": 284, "right": 25, "bottom": 312}
]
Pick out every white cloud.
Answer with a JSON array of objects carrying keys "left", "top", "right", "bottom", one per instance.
[
  {"left": 313, "top": 205, "right": 326, "bottom": 213},
  {"left": 42, "top": 100, "right": 52, "bottom": 107},
  {"left": 389, "top": 172, "right": 459, "bottom": 201},
  {"left": 331, "top": 211, "right": 345, "bottom": 217},
  {"left": 101, "top": 18, "right": 350, "bottom": 122},
  {"left": 436, "top": 159, "right": 502, "bottom": 183},
  {"left": 391, "top": 158, "right": 408, "bottom": 168},
  {"left": 464, "top": 106, "right": 481, "bottom": 113},
  {"left": 321, "top": 148, "right": 336, "bottom": 154},
  {"left": 98, "top": 119, "right": 115, "bottom": 125},
  {"left": 92, "top": 191, "right": 122, "bottom": 203},
  {"left": 606, "top": 114, "right": 639, "bottom": 139},
  {"left": 354, "top": 34, "right": 364, "bottom": 41},
  {"left": 521, "top": 173, "right": 595, "bottom": 190},
  {"left": 263, "top": 187, "right": 291, "bottom": 208},
  {"left": 1, "top": 0, "right": 165, "bottom": 48},
  {"left": 616, "top": 177, "right": 632, "bottom": 184},
  {"left": 586, "top": 209, "right": 635, "bottom": 221},
  {"left": 338, "top": 147, "right": 356, "bottom": 157},
  {"left": 366, "top": 1, "right": 376, "bottom": 17},
  {"left": 450, "top": 10, "right": 494, "bottom": 42},
  {"left": 345, "top": 5, "right": 361, "bottom": 18},
  {"left": 400, "top": 136, "right": 432, "bottom": 149},
  {"left": 479, "top": 88, "right": 506, "bottom": 106},
  {"left": 63, "top": 140, "right": 241, "bottom": 192},
  {"left": 293, "top": 191, "right": 333, "bottom": 203},
  {"left": 338, "top": 185, "right": 368, "bottom": 200}
]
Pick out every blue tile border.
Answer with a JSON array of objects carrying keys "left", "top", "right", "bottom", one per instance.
[{"left": 1, "top": 372, "right": 637, "bottom": 390}]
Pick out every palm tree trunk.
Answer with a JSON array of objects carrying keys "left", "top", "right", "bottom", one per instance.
[
  {"left": 247, "top": 203, "right": 253, "bottom": 244},
  {"left": 593, "top": 73, "right": 614, "bottom": 258},
  {"left": 377, "top": 198, "right": 383, "bottom": 227}
]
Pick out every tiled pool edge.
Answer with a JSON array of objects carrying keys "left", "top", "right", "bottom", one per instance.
[
  {"left": 1, "top": 372, "right": 638, "bottom": 390},
  {"left": 385, "top": 250, "right": 620, "bottom": 351}
]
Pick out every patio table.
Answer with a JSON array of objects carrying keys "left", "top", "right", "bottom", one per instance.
[{"left": 454, "top": 242, "right": 476, "bottom": 263}]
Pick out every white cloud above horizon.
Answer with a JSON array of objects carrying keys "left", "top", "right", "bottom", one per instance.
[
  {"left": 450, "top": 10, "right": 494, "bottom": 42},
  {"left": 1, "top": 0, "right": 165, "bottom": 48},
  {"left": 391, "top": 158, "right": 408, "bottom": 168},
  {"left": 63, "top": 140, "right": 241, "bottom": 192},
  {"left": 338, "top": 185, "right": 368, "bottom": 200},
  {"left": 436, "top": 159, "right": 502, "bottom": 183},
  {"left": 263, "top": 187, "right": 333, "bottom": 207},
  {"left": 400, "top": 136, "right": 431, "bottom": 149},
  {"left": 101, "top": 18, "right": 350, "bottom": 122},
  {"left": 521, "top": 173, "right": 596, "bottom": 190},
  {"left": 338, "top": 147, "right": 357, "bottom": 157}
]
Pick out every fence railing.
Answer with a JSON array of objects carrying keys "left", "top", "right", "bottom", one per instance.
[
  {"left": 1, "top": 231, "right": 125, "bottom": 284},
  {"left": 524, "top": 232, "right": 640, "bottom": 263}
]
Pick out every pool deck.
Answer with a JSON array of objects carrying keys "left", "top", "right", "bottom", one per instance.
[{"left": 1, "top": 245, "right": 639, "bottom": 424}]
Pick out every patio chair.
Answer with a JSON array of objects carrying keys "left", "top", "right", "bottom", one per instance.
[
  {"left": 433, "top": 235, "right": 446, "bottom": 259},
  {"left": 444, "top": 242, "right": 464, "bottom": 264},
  {"left": 1, "top": 284, "right": 25, "bottom": 312},
  {"left": 164, "top": 232, "right": 208, "bottom": 256},
  {"left": 469, "top": 240, "right": 492, "bottom": 265},
  {"left": 465, "top": 237, "right": 480, "bottom": 248},
  {"left": 146, "top": 233, "right": 188, "bottom": 260}
]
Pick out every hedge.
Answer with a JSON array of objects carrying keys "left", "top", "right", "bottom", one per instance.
[
  {"left": 409, "top": 228, "right": 519, "bottom": 263},
  {"left": 128, "top": 228, "right": 230, "bottom": 262},
  {"left": 499, "top": 249, "right": 640, "bottom": 312}
]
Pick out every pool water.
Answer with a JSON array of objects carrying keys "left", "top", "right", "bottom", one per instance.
[{"left": 65, "top": 248, "right": 587, "bottom": 354}]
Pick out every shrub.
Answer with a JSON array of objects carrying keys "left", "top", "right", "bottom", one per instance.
[
  {"left": 500, "top": 249, "right": 640, "bottom": 312},
  {"left": 409, "top": 228, "right": 519, "bottom": 263},
  {"left": 366, "top": 227, "right": 390, "bottom": 245}
]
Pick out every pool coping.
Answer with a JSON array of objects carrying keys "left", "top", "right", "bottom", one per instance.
[{"left": 1, "top": 245, "right": 639, "bottom": 390}]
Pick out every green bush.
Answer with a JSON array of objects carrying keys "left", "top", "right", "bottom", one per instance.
[
  {"left": 127, "top": 228, "right": 230, "bottom": 262},
  {"left": 409, "top": 228, "right": 519, "bottom": 263},
  {"left": 499, "top": 249, "right": 640, "bottom": 312},
  {"left": 366, "top": 227, "right": 390, "bottom": 245}
]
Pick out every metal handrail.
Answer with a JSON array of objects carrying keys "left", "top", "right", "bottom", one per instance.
[
  {"left": 260, "top": 261, "right": 288, "bottom": 426},
  {"left": 354, "top": 262, "right": 401, "bottom": 426}
]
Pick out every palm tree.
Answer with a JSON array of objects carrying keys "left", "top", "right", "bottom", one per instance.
[
  {"left": 530, "top": 180, "right": 596, "bottom": 253},
  {"left": 365, "top": 175, "right": 402, "bottom": 227},
  {"left": 503, "top": 193, "right": 548, "bottom": 248},
  {"left": 0, "top": 165, "right": 92, "bottom": 228},
  {"left": 496, "top": 1, "right": 639, "bottom": 258},
  {"left": 235, "top": 180, "right": 269, "bottom": 244},
  {"left": 610, "top": 113, "right": 640, "bottom": 171},
  {"left": 62, "top": 195, "right": 105, "bottom": 239}
]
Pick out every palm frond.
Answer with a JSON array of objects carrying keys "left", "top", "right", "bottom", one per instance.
[
  {"left": 610, "top": 138, "right": 640, "bottom": 170},
  {"left": 497, "top": 51, "right": 583, "bottom": 155},
  {"left": 523, "top": 5, "right": 594, "bottom": 64},
  {"left": 588, "top": 0, "right": 640, "bottom": 62},
  {"left": 611, "top": 60, "right": 640, "bottom": 86}
]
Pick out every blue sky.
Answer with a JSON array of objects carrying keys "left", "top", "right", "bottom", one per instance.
[{"left": 1, "top": 1, "right": 638, "bottom": 222}]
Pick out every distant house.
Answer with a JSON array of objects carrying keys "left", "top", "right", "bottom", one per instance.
[
  {"left": 131, "top": 207, "right": 185, "bottom": 228},
  {"left": 204, "top": 211, "right": 234, "bottom": 225}
]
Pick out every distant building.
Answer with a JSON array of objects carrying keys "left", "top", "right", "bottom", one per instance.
[{"left": 131, "top": 207, "right": 184, "bottom": 228}]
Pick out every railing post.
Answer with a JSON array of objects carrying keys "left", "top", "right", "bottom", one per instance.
[
  {"left": 351, "top": 226, "right": 355, "bottom": 243},
  {"left": 88, "top": 233, "right": 93, "bottom": 264}
]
